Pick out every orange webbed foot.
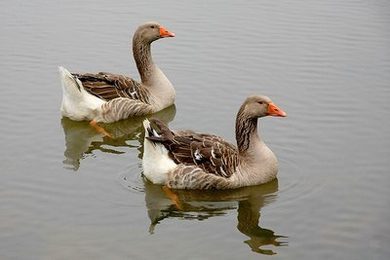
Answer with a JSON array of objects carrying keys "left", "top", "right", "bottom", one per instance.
[
  {"left": 89, "top": 120, "right": 112, "bottom": 138},
  {"left": 162, "top": 186, "right": 183, "bottom": 210}
]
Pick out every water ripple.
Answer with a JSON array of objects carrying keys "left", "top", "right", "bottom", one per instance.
[{"left": 117, "top": 162, "right": 145, "bottom": 193}]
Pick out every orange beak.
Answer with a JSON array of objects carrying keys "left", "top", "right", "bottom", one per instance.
[
  {"left": 159, "top": 26, "right": 175, "bottom": 37},
  {"left": 267, "top": 102, "right": 287, "bottom": 117}
]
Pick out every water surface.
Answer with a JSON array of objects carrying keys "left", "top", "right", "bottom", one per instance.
[{"left": 1, "top": 0, "right": 390, "bottom": 259}]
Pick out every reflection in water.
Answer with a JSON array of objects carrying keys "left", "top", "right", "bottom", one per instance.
[
  {"left": 61, "top": 105, "right": 176, "bottom": 170},
  {"left": 143, "top": 179, "right": 287, "bottom": 255}
]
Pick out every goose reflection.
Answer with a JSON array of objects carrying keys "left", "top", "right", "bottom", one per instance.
[
  {"left": 61, "top": 105, "right": 176, "bottom": 170},
  {"left": 143, "top": 179, "right": 287, "bottom": 255}
]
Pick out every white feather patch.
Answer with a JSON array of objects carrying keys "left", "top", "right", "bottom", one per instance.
[
  {"left": 194, "top": 149, "right": 203, "bottom": 161},
  {"left": 59, "top": 66, "right": 104, "bottom": 121},
  {"left": 142, "top": 119, "right": 177, "bottom": 184}
]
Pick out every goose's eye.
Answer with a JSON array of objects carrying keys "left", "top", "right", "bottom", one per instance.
[
  {"left": 258, "top": 101, "right": 264, "bottom": 105},
  {"left": 150, "top": 25, "right": 155, "bottom": 29}
]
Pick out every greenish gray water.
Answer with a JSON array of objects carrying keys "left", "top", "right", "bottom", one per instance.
[{"left": 1, "top": 0, "right": 389, "bottom": 259}]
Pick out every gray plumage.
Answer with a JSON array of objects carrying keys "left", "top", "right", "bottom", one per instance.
[
  {"left": 142, "top": 95, "right": 287, "bottom": 190},
  {"left": 59, "top": 21, "right": 175, "bottom": 123}
]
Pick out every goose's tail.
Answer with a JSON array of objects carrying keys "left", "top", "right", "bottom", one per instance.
[
  {"left": 142, "top": 119, "right": 176, "bottom": 184},
  {"left": 58, "top": 66, "right": 83, "bottom": 95},
  {"left": 58, "top": 66, "right": 103, "bottom": 121},
  {"left": 143, "top": 118, "right": 174, "bottom": 143}
]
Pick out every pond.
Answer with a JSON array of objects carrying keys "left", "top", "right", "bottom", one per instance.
[{"left": 1, "top": 0, "right": 389, "bottom": 259}]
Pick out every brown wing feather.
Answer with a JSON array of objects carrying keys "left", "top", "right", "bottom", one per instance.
[
  {"left": 147, "top": 119, "right": 238, "bottom": 178},
  {"left": 72, "top": 72, "right": 150, "bottom": 103},
  {"left": 186, "top": 135, "right": 238, "bottom": 178}
]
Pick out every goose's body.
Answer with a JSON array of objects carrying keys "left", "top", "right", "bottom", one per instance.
[
  {"left": 142, "top": 95, "right": 287, "bottom": 190},
  {"left": 59, "top": 22, "right": 175, "bottom": 123}
]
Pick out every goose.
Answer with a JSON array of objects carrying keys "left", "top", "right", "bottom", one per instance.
[
  {"left": 58, "top": 21, "right": 175, "bottom": 132},
  {"left": 142, "top": 95, "right": 286, "bottom": 190}
]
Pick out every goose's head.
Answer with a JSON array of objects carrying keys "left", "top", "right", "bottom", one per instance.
[
  {"left": 135, "top": 21, "right": 175, "bottom": 43},
  {"left": 241, "top": 95, "right": 287, "bottom": 119}
]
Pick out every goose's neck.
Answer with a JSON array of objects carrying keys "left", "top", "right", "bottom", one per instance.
[
  {"left": 132, "top": 37, "right": 175, "bottom": 109},
  {"left": 132, "top": 37, "right": 155, "bottom": 84},
  {"left": 235, "top": 109, "right": 278, "bottom": 186},
  {"left": 235, "top": 112, "right": 262, "bottom": 156}
]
